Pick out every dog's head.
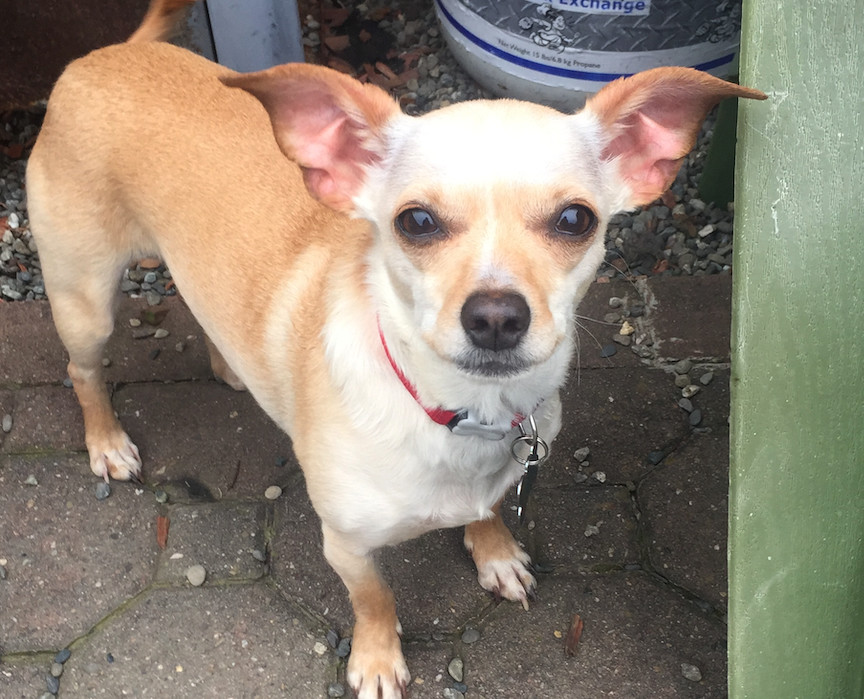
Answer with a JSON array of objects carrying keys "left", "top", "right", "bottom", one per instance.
[{"left": 225, "top": 67, "right": 764, "bottom": 386}]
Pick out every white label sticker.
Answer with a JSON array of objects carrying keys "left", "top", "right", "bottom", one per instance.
[{"left": 528, "top": 0, "right": 651, "bottom": 16}]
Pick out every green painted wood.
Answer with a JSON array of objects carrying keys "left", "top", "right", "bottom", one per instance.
[{"left": 730, "top": 2, "right": 864, "bottom": 698}]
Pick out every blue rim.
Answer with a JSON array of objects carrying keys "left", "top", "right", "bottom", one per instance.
[{"left": 435, "top": 0, "right": 736, "bottom": 82}]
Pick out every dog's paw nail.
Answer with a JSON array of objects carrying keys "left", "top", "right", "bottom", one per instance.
[{"left": 521, "top": 597, "right": 530, "bottom": 612}]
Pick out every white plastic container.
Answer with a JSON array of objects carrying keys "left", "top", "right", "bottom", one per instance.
[{"left": 435, "top": 0, "right": 742, "bottom": 111}]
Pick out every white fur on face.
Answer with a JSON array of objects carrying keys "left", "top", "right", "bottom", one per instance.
[{"left": 352, "top": 100, "right": 619, "bottom": 417}]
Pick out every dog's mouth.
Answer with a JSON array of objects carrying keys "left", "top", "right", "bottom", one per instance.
[{"left": 454, "top": 348, "right": 531, "bottom": 378}]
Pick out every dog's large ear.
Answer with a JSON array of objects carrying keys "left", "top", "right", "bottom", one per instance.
[
  {"left": 222, "top": 65, "right": 400, "bottom": 212},
  {"left": 584, "top": 67, "right": 766, "bottom": 209}
]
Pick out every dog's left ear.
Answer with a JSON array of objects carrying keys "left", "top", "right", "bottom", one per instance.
[
  {"left": 223, "top": 65, "right": 400, "bottom": 212},
  {"left": 584, "top": 67, "right": 766, "bottom": 209}
]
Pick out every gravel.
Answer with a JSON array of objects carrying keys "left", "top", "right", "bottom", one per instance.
[{"left": 1, "top": 0, "right": 737, "bottom": 304}]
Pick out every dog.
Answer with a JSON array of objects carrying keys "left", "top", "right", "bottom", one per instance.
[{"left": 26, "top": 1, "right": 765, "bottom": 696}]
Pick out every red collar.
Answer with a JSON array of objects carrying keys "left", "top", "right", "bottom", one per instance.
[{"left": 377, "top": 320, "right": 526, "bottom": 437}]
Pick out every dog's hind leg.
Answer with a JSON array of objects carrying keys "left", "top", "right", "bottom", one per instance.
[{"left": 27, "top": 162, "right": 143, "bottom": 482}]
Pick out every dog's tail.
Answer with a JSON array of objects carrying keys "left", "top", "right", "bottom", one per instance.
[{"left": 127, "top": 0, "right": 198, "bottom": 44}]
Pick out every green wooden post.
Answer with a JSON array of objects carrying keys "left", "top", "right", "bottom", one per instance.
[{"left": 730, "top": 2, "right": 864, "bottom": 697}]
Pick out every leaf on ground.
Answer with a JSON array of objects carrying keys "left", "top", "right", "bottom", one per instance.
[
  {"left": 156, "top": 515, "right": 169, "bottom": 550},
  {"left": 565, "top": 614, "right": 584, "bottom": 657}
]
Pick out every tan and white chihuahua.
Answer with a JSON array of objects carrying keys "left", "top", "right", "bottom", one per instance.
[{"left": 26, "top": 1, "right": 764, "bottom": 696}]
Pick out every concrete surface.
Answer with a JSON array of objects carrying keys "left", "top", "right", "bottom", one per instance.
[{"left": 0, "top": 276, "right": 731, "bottom": 697}]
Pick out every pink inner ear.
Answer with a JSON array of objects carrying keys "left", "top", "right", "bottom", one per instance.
[
  {"left": 222, "top": 64, "right": 399, "bottom": 212},
  {"left": 605, "top": 110, "right": 692, "bottom": 204}
]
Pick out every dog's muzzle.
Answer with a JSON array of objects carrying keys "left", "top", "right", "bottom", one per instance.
[{"left": 458, "top": 291, "right": 531, "bottom": 376}]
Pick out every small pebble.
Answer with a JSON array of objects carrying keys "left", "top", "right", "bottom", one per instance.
[
  {"left": 619, "top": 320, "right": 635, "bottom": 336},
  {"left": 154, "top": 328, "right": 169, "bottom": 339},
  {"left": 573, "top": 472, "right": 588, "bottom": 483},
  {"left": 129, "top": 318, "right": 142, "bottom": 327},
  {"left": 453, "top": 681, "right": 468, "bottom": 693},
  {"left": 678, "top": 398, "right": 693, "bottom": 413},
  {"left": 682, "top": 384, "right": 701, "bottom": 398},
  {"left": 24, "top": 474, "right": 38, "bottom": 486},
  {"left": 154, "top": 490, "right": 168, "bottom": 503},
  {"left": 674, "top": 374, "right": 691, "bottom": 388},
  {"left": 175, "top": 341, "right": 186, "bottom": 353},
  {"left": 584, "top": 524, "right": 600, "bottom": 537},
  {"left": 39, "top": 693, "right": 54, "bottom": 699},
  {"left": 442, "top": 689, "right": 465, "bottom": 699},
  {"left": 673, "top": 359, "right": 692, "bottom": 375},
  {"left": 327, "top": 682, "right": 346, "bottom": 698},
  {"left": 608, "top": 296, "right": 624, "bottom": 308},
  {"left": 326, "top": 629, "right": 340, "bottom": 649},
  {"left": 592, "top": 471, "right": 607, "bottom": 483},
  {"left": 1, "top": 413, "right": 12, "bottom": 433},
  {"left": 63, "top": 378, "right": 73, "bottom": 388},
  {"left": 461, "top": 628, "right": 481, "bottom": 644},
  {"left": 251, "top": 549, "right": 266, "bottom": 562},
  {"left": 264, "top": 485, "right": 283, "bottom": 500},
  {"left": 95, "top": 482, "right": 111, "bottom": 500},
  {"left": 447, "top": 657, "right": 464, "bottom": 682},
  {"left": 54, "top": 649, "right": 71, "bottom": 664},
  {"left": 185, "top": 564, "right": 206, "bottom": 587},
  {"left": 612, "top": 333, "right": 631, "bottom": 347},
  {"left": 689, "top": 409, "right": 703, "bottom": 426},
  {"left": 101, "top": 357, "right": 112, "bottom": 367},
  {"left": 700, "top": 371, "right": 715, "bottom": 385},
  {"left": 50, "top": 662, "right": 63, "bottom": 678},
  {"left": 335, "top": 637, "right": 351, "bottom": 658},
  {"left": 313, "top": 641, "right": 328, "bottom": 655},
  {"left": 600, "top": 344, "right": 617, "bottom": 358},
  {"left": 106, "top": 652, "right": 114, "bottom": 663},
  {"left": 45, "top": 675, "right": 60, "bottom": 694},
  {"left": 681, "top": 662, "right": 703, "bottom": 682},
  {"left": 572, "top": 446, "right": 590, "bottom": 463},
  {"left": 0, "top": 564, "right": 7, "bottom": 579}
]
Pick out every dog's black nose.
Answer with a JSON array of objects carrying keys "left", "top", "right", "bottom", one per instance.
[{"left": 460, "top": 291, "right": 531, "bottom": 351}]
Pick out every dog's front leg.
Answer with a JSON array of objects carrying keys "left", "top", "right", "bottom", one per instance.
[
  {"left": 464, "top": 500, "right": 536, "bottom": 609},
  {"left": 323, "top": 524, "right": 409, "bottom": 699}
]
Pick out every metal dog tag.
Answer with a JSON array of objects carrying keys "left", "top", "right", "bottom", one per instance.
[{"left": 511, "top": 415, "right": 549, "bottom": 524}]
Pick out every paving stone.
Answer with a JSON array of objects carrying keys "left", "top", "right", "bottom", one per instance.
[
  {"left": 464, "top": 573, "right": 726, "bottom": 698},
  {"left": 0, "top": 454, "right": 158, "bottom": 653},
  {"left": 272, "top": 484, "right": 496, "bottom": 637},
  {"left": 0, "top": 300, "right": 69, "bottom": 386},
  {"left": 638, "top": 432, "right": 729, "bottom": 612},
  {"left": 0, "top": 385, "right": 85, "bottom": 453},
  {"left": 0, "top": 298, "right": 211, "bottom": 388},
  {"left": 154, "top": 502, "right": 268, "bottom": 585},
  {"left": 0, "top": 660, "right": 46, "bottom": 696},
  {"left": 102, "top": 297, "right": 212, "bottom": 384},
  {"left": 573, "top": 282, "right": 644, "bottom": 369},
  {"left": 531, "top": 486, "right": 639, "bottom": 573},
  {"left": 402, "top": 641, "right": 463, "bottom": 699},
  {"left": 114, "top": 381, "right": 297, "bottom": 499},
  {"left": 647, "top": 276, "right": 732, "bottom": 361},
  {"left": 0, "top": 389, "right": 14, "bottom": 449},
  {"left": 270, "top": 479, "right": 355, "bottom": 629},
  {"left": 379, "top": 528, "right": 490, "bottom": 635},
  {"left": 59, "top": 584, "right": 332, "bottom": 698},
  {"left": 551, "top": 367, "right": 688, "bottom": 484}
]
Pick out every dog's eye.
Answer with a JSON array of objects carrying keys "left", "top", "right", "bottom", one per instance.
[
  {"left": 553, "top": 205, "right": 596, "bottom": 238},
  {"left": 396, "top": 208, "right": 441, "bottom": 238}
]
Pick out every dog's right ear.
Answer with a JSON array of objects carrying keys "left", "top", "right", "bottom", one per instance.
[{"left": 222, "top": 65, "right": 400, "bottom": 212}]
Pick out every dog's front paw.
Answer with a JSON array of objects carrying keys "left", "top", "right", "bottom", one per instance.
[
  {"left": 474, "top": 546, "right": 537, "bottom": 609},
  {"left": 346, "top": 620, "right": 410, "bottom": 699},
  {"left": 87, "top": 431, "right": 142, "bottom": 482},
  {"left": 464, "top": 517, "right": 537, "bottom": 609}
]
